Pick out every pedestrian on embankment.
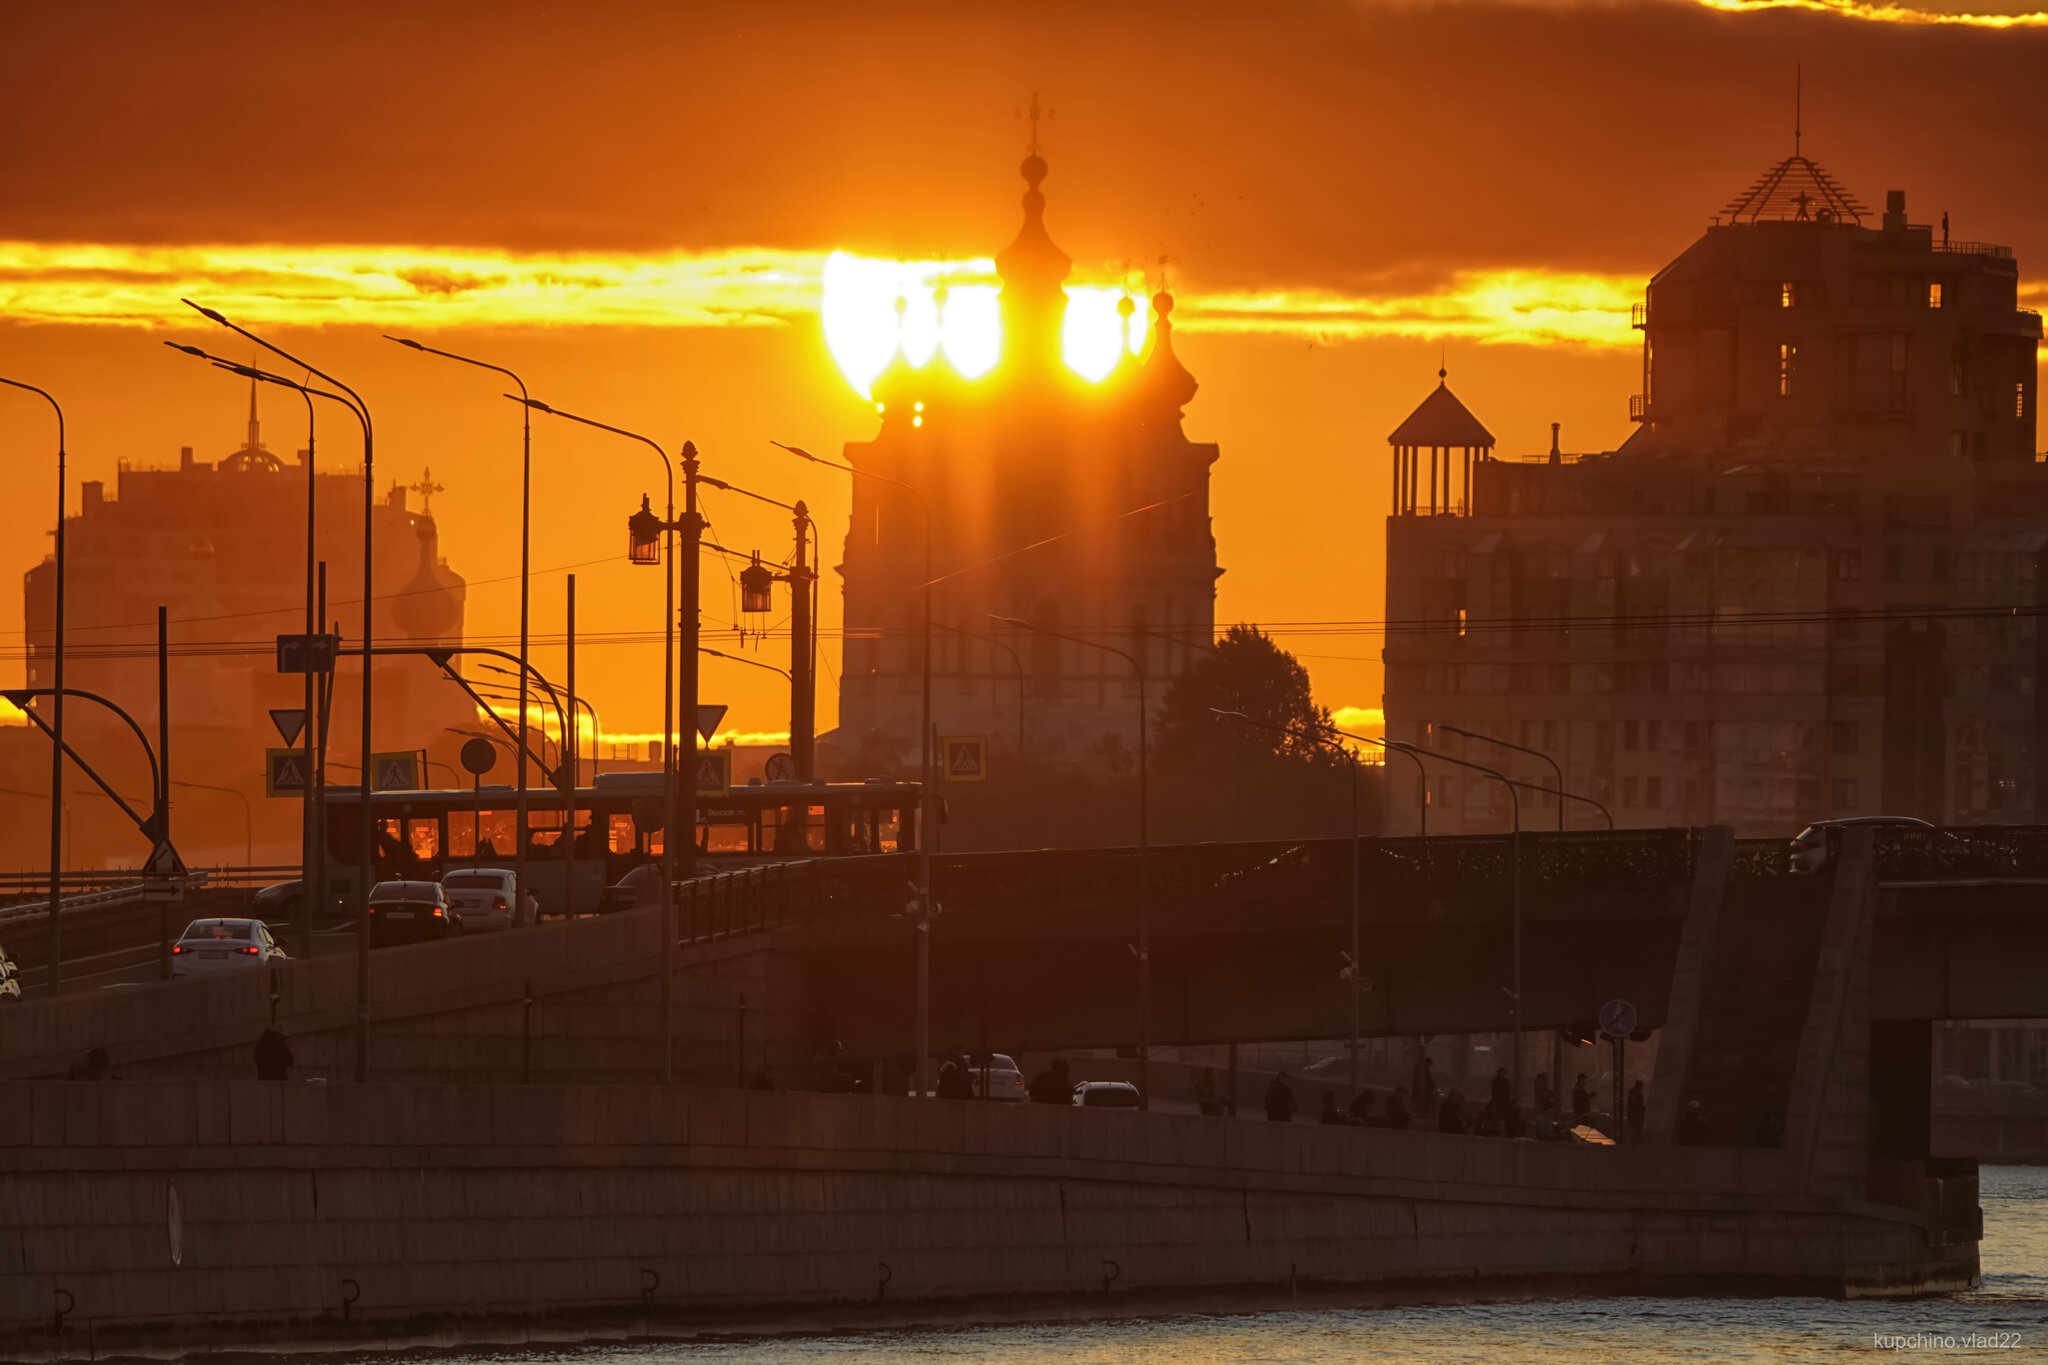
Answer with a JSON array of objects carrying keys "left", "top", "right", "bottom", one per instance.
[
  {"left": 1028, "top": 1057, "right": 1072, "bottom": 1104},
  {"left": 937, "top": 1051, "right": 973, "bottom": 1100},
  {"left": 1571, "top": 1072, "right": 1593, "bottom": 1122},
  {"left": 1264, "top": 1070, "right": 1296, "bottom": 1123},
  {"left": 1626, "top": 1080, "right": 1647, "bottom": 1144},
  {"left": 1346, "top": 1088, "right": 1377, "bottom": 1125},
  {"left": 1489, "top": 1066, "right": 1512, "bottom": 1123},
  {"left": 1195, "top": 1067, "right": 1232, "bottom": 1117},
  {"left": 1411, "top": 1053, "right": 1437, "bottom": 1120},
  {"left": 253, "top": 1029, "right": 294, "bottom": 1082},
  {"left": 1385, "top": 1087, "right": 1411, "bottom": 1130},
  {"left": 1437, "top": 1089, "right": 1468, "bottom": 1135}
]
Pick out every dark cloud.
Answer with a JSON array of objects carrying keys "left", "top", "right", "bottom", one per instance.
[{"left": 1, "top": 0, "right": 2043, "bottom": 289}]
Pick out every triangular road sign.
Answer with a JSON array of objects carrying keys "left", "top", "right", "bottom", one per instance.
[
  {"left": 143, "top": 838, "right": 187, "bottom": 879},
  {"left": 696, "top": 704, "right": 728, "bottom": 742},
  {"left": 268, "top": 708, "right": 308, "bottom": 746}
]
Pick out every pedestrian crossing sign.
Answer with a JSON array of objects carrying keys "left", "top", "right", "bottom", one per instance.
[
  {"left": 265, "top": 748, "right": 312, "bottom": 797},
  {"left": 943, "top": 735, "right": 987, "bottom": 783},
  {"left": 695, "top": 747, "right": 731, "bottom": 798},
  {"left": 371, "top": 750, "right": 420, "bottom": 792}
]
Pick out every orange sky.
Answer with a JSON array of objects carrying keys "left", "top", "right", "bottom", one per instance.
[{"left": 2, "top": 0, "right": 2043, "bottom": 747}]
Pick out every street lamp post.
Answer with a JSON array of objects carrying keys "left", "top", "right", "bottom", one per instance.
[
  {"left": 518, "top": 398, "right": 697, "bottom": 1084},
  {"left": 1211, "top": 708, "right": 1366, "bottom": 1103},
  {"left": 775, "top": 440, "right": 938, "bottom": 1099},
  {"left": 175, "top": 303, "right": 377, "bottom": 1082},
  {"left": 700, "top": 475, "right": 817, "bottom": 780},
  {"left": 1443, "top": 725, "right": 1564, "bottom": 831},
  {"left": 1386, "top": 738, "right": 1523, "bottom": 1108},
  {"left": 387, "top": 338, "right": 538, "bottom": 934},
  {"left": 996, "top": 615, "right": 1153, "bottom": 1110},
  {"left": 0, "top": 379, "right": 65, "bottom": 991}
]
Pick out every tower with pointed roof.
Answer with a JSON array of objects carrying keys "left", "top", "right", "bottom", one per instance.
[{"left": 833, "top": 148, "right": 1222, "bottom": 773}]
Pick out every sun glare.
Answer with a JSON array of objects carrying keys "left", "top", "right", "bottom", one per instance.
[{"left": 820, "top": 251, "right": 1148, "bottom": 396}]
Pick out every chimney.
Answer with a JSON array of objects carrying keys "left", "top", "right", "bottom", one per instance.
[
  {"left": 1548, "top": 422, "right": 1562, "bottom": 466},
  {"left": 1884, "top": 189, "right": 1908, "bottom": 233},
  {"left": 81, "top": 480, "right": 103, "bottom": 513},
  {"left": 179, "top": 445, "right": 194, "bottom": 471}
]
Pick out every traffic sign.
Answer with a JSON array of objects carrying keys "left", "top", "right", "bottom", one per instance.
[
  {"left": 268, "top": 708, "right": 308, "bottom": 746},
  {"left": 942, "top": 735, "right": 988, "bottom": 783},
  {"left": 695, "top": 748, "right": 731, "bottom": 798},
  {"left": 459, "top": 737, "right": 498, "bottom": 776},
  {"left": 371, "top": 750, "right": 420, "bottom": 792},
  {"left": 1598, "top": 998, "right": 1639, "bottom": 1041},
  {"left": 275, "top": 633, "right": 340, "bottom": 675},
  {"left": 265, "top": 748, "right": 312, "bottom": 797},
  {"left": 763, "top": 752, "right": 798, "bottom": 783},
  {"left": 696, "top": 704, "right": 728, "bottom": 742},
  {"left": 142, "top": 837, "right": 187, "bottom": 903}
]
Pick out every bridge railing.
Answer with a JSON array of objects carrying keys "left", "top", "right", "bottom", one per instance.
[{"left": 1871, "top": 824, "right": 2048, "bottom": 880}]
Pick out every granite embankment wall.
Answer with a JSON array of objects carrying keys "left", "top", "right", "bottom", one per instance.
[{"left": 2, "top": 1081, "right": 1975, "bottom": 1359}]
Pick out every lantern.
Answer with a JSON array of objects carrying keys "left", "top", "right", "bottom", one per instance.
[
  {"left": 740, "top": 551, "right": 774, "bottom": 615},
  {"left": 627, "top": 494, "right": 662, "bottom": 566}
]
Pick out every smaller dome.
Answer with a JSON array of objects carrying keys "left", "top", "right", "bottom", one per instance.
[
  {"left": 1116, "top": 294, "right": 1136, "bottom": 320},
  {"left": 1021, "top": 152, "right": 1047, "bottom": 189}
]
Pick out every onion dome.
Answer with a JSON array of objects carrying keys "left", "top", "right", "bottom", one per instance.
[
  {"left": 392, "top": 514, "right": 464, "bottom": 642},
  {"left": 996, "top": 152, "right": 1072, "bottom": 369},
  {"left": 1142, "top": 288, "right": 1198, "bottom": 416}
]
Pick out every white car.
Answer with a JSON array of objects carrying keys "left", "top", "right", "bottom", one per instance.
[
  {"left": 969, "top": 1053, "right": 1027, "bottom": 1101},
  {"left": 1790, "top": 816, "right": 1937, "bottom": 873},
  {"left": 170, "top": 918, "right": 288, "bottom": 976},
  {"left": 0, "top": 945, "right": 18, "bottom": 1002},
  {"left": 1072, "top": 1080, "right": 1143, "bottom": 1109},
  {"left": 441, "top": 868, "right": 537, "bottom": 932}
]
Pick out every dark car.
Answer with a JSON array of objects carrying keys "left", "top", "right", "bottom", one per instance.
[
  {"left": 253, "top": 878, "right": 351, "bottom": 922},
  {"left": 367, "top": 880, "right": 456, "bottom": 945},
  {"left": 600, "top": 862, "right": 666, "bottom": 914}
]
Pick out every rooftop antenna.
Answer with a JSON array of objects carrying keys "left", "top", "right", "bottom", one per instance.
[{"left": 1794, "top": 64, "right": 1802, "bottom": 159}]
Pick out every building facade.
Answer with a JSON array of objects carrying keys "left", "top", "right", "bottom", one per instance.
[
  {"left": 833, "top": 150, "right": 1221, "bottom": 772},
  {"left": 1382, "top": 156, "right": 2045, "bottom": 835},
  {"left": 17, "top": 389, "right": 474, "bottom": 867}
]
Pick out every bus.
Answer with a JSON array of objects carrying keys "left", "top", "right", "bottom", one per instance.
[{"left": 317, "top": 773, "right": 919, "bottom": 916}]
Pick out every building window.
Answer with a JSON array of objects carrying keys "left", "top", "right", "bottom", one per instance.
[
  {"left": 1928, "top": 282, "right": 1944, "bottom": 309},
  {"left": 1853, "top": 333, "right": 1910, "bottom": 414},
  {"left": 1832, "top": 721, "right": 1859, "bottom": 754},
  {"left": 1832, "top": 550, "right": 1861, "bottom": 581},
  {"left": 1623, "top": 719, "right": 1641, "bottom": 751},
  {"left": 1779, "top": 342, "right": 1799, "bottom": 397},
  {"left": 1780, "top": 282, "right": 1797, "bottom": 309},
  {"left": 1831, "top": 778, "right": 1858, "bottom": 811},
  {"left": 1623, "top": 776, "right": 1640, "bottom": 808},
  {"left": 1949, "top": 432, "right": 1967, "bottom": 460}
]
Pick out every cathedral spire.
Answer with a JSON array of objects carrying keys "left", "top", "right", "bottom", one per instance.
[
  {"left": 1142, "top": 261, "right": 1197, "bottom": 417},
  {"left": 995, "top": 132, "right": 1072, "bottom": 372},
  {"left": 245, "top": 369, "right": 263, "bottom": 451}
]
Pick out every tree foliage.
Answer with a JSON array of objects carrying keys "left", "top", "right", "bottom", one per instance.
[{"left": 1154, "top": 623, "right": 1334, "bottom": 766}]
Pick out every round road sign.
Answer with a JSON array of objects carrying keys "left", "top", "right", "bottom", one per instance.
[
  {"left": 460, "top": 737, "right": 498, "bottom": 776},
  {"left": 1598, "top": 998, "right": 1638, "bottom": 1040}
]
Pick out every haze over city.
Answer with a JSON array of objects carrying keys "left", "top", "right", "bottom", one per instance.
[{"left": 3, "top": 2, "right": 2047, "bottom": 1359}]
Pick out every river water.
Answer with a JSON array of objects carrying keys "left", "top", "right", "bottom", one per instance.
[{"left": 396, "top": 1167, "right": 2048, "bottom": 1364}]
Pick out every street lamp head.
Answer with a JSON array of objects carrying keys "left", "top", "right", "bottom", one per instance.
[
  {"left": 180, "top": 299, "right": 228, "bottom": 325},
  {"left": 507, "top": 394, "right": 554, "bottom": 414},
  {"left": 627, "top": 493, "right": 663, "bottom": 566},
  {"left": 739, "top": 552, "right": 774, "bottom": 615},
  {"left": 162, "top": 342, "right": 210, "bottom": 358},
  {"left": 698, "top": 475, "right": 731, "bottom": 492},
  {"left": 384, "top": 335, "right": 426, "bottom": 351},
  {"left": 771, "top": 439, "right": 816, "bottom": 462},
  {"left": 989, "top": 614, "right": 1028, "bottom": 630},
  {"left": 1440, "top": 724, "right": 1476, "bottom": 739}
]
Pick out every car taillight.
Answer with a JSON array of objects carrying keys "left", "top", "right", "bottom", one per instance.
[
  {"left": 239, "top": 946, "right": 260, "bottom": 954},
  {"left": 431, "top": 906, "right": 445, "bottom": 916},
  {"left": 171, "top": 945, "right": 187, "bottom": 954},
  {"left": 492, "top": 896, "right": 508, "bottom": 911}
]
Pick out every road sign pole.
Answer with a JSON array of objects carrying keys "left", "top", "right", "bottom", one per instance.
[{"left": 157, "top": 607, "right": 171, "bottom": 978}]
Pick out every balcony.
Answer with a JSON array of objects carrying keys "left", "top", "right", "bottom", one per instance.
[
  {"left": 1630, "top": 302, "right": 1648, "bottom": 329},
  {"left": 1629, "top": 393, "right": 1650, "bottom": 423}
]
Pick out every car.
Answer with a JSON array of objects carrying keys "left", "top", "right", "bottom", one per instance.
[
  {"left": 366, "top": 880, "right": 457, "bottom": 945},
  {"left": 253, "top": 878, "right": 350, "bottom": 922},
  {"left": 969, "top": 1053, "right": 1026, "bottom": 1101},
  {"left": 1789, "top": 816, "right": 1937, "bottom": 873},
  {"left": 1071, "top": 1080, "right": 1143, "bottom": 1109},
  {"left": 439, "top": 868, "right": 537, "bottom": 932},
  {"left": 600, "top": 862, "right": 666, "bottom": 914},
  {"left": 170, "top": 918, "right": 289, "bottom": 976},
  {"left": 0, "top": 944, "right": 18, "bottom": 1002}
]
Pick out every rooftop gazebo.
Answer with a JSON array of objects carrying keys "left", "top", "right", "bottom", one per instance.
[{"left": 1388, "top": 368, "right": 1495, "bottom": 516}]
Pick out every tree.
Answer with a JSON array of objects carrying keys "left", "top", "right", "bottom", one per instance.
[{"left": 1154, "top": 624, "right": 1334, "bottom": 766}]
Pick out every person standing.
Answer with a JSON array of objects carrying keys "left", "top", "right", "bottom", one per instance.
[
  {"left": 937, "top": 1051, "right": 972, "bottom": 1101},
  {"left": 1571, "top": 1072, "right": 1593, "bottom": 1123},
  {"left": 1385, "top": 1087, "right": 1412, "bottom": 1130},
  {"left": 1264, "top": 1070, "right": 1296, "bottom": 1123},
  {"left": 1533, "top": 1071, "right": 1555, "bottom": 1115},
  {"left": 1411, "top": 1053, "right": 1438, "bottom": 1120},
  {"left": 1027, "top": 1057, "right": 1072, "bottom": 1104},
  {"left": 1489, "top": 1066, "right": 1512, "bottom": 1123},
  {"left": 253, "top": 1029, "right": 294, "bottom": 1082},
  {"left": 1626, "top": 1080, "right": 1647, "bottom": 1145},
  {"left": 1195, "top": 1067, "right": 1231, "bottom": 1117}
]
